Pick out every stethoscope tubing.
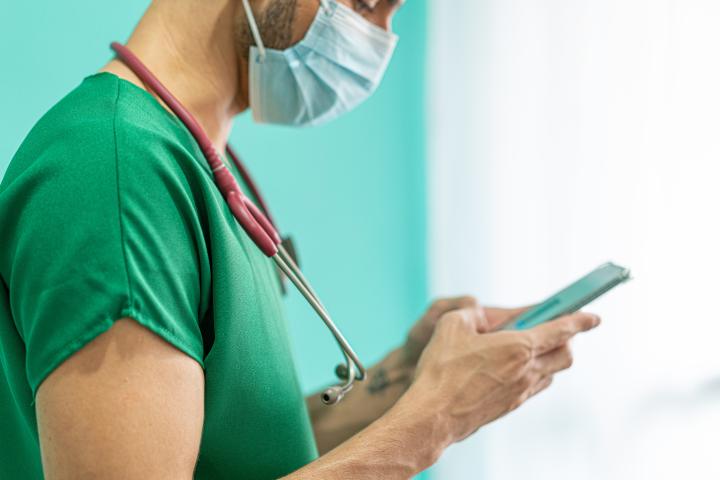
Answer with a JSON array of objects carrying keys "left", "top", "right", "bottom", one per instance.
[
  {"left": 275, "top": 246, "right": 365, "bottom": 377},
  {"left": 109, "top": 42, "right": 365, "bottom": 405}
]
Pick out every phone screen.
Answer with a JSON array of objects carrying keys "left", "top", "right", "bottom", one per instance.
[{"left": 508, "top": 262, "right": 631, "bottom": 330}]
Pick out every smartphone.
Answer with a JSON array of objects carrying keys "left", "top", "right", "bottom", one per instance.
[{"left": 508, "top": 262, "right": 631, "bottom": 330}]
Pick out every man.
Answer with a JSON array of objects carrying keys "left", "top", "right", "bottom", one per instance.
[{"left": 0, "top": 0, "right": 601, "bottom": 478}]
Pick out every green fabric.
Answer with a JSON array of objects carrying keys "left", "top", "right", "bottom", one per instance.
[{"left": 0, "top": 73, "right": 318, "bottom": 479}]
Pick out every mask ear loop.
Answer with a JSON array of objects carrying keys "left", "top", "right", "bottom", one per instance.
[
  {"left": 243, "top": 0, "right": 332, "bottom": 63},
  {"left": 241, "top": 0, "right": 267, "bottom": 62},
  {"left": 319, "top": 0, "right": 332, "bottom": 15}
]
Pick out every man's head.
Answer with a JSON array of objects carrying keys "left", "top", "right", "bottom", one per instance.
[{"left": 234, "top": 0, "right": 405, "bottom": 126}]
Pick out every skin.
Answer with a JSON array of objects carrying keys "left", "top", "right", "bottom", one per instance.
[
  {"left": 36, "top": 1, "right": 602, "bottom": 478},
  {"left": 307, "top": 299, "right": 530, "bottom": 454}
]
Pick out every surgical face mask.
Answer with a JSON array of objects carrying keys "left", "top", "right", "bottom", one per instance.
[{"left": 241, "top": 0, "right": 398, "bottom": 127}]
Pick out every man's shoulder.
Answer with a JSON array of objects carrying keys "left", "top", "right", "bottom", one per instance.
[
  {"left": 3, "top": 74, "right": 118, "bottom": 186},
  {"left": 2, "top": 73, "right": 201, "bottom": 195},
  {"left": 0, "top": 73, "right": 211, "bottom": 273}
]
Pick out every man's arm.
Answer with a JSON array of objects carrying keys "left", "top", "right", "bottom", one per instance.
[
  {"left": 37, "top": 318, "right": 427, "bottom": 479},
  {"left": 38, "top": 311, "right": 599, "bottom": 479},
  {"left": 36, "top": 319, "right": 204, "bottom": 480},
  {"left": 288, "top": 310, "right": 600, "bottom": 479},
  {"left": 307, "top": 346, "right": 414, "bottom": 455},
  {"left": 307, "top": 297, "right": 530, "bottom": 454}
]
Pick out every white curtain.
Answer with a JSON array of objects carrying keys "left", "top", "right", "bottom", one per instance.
[{"left": 428, "top": 1, "right": 720, "bottom": 479}]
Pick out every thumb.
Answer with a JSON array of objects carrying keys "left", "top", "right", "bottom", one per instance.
[{"left": 485, "top": 305, "right": 534, "bottom": 330}]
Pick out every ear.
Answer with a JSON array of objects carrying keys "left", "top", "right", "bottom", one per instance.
[{"left": 354, "top": 0, "right": 404, "bottom": 32}]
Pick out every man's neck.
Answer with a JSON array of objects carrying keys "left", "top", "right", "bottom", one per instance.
[{"left": 101, "top": 0, "right": 249, "bottom": 150}]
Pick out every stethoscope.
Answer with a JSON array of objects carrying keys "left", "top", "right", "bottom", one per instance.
[{"left": 110, "top": 42, "right": 365, "bottom": 405}]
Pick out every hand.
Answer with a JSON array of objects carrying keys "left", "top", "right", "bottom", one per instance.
[
  {"left": 404, "top": 296, "right": 529, "bottom": 365},
  {"left": 405, "top": 308, "right": 601, "bottom": 445},
  {"left": 307, "top": 297, "right": 527, "bottom": 454}
]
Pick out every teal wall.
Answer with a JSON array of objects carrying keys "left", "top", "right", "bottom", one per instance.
[{"left": 1, "top": 1, "right": 429, "bottom": 472}]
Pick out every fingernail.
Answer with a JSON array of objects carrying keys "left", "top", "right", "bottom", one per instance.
[{"left": 592, "top": 315, "right": 601, "bottom": 327}]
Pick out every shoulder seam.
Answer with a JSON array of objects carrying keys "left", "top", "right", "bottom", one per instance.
[{"left": 112, "top": 79, "right": 135, "bottom": 308}]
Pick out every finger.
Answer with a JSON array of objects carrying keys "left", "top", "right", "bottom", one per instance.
[
  {"left": 430, "top": 297, "right": 490, "bottom": 334},
  {"left": 460, "top": 304, "right": 491, "bottom": 334},
  {"left": 530, "top": 376, "right": 554, "bottom": 397},
  {"left": 460, "top": 307, "right": 492, "bottom": 334},
  {"left": 528, "top": 312, "right": 600, "bottom": 355},
  {"left": 437, "top": 309, "right": 478, "bottom": 334},
  {"left": 535, "top": 344, "right": 573, "bottom": 376},
  {"left": 430, "top": 296, "right": 478, "bottom": 315}
]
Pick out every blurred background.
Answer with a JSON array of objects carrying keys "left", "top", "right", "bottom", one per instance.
[
  {"left": 429, "top": 0, "right": 720, "bottom": 479},
  {"left": 2, "top": 0, "right": 719, "bottom": 479}
]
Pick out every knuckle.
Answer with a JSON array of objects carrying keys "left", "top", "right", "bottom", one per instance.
[
  {"left": 511, "top": 387, "right": 531, "bottom": 410},
  {"left": 471, "top": 306, "right": 489, "bottom": 331},
  {"left": 475, "top": 318, "right": 491, "bottom": 334},
  {"left": 517, "top": 374, "right": 534, "bottom": 391},
  {"left": 438, "top": 311, "right": 464, "bottom": 328},
  {"left": 584, "top": 313, "right": 601, "bottom": 329},
  {"left": 560, "top": 321, "right": 575, "bottom": 337},
  {"left": 564, "top": 353, "right": 574, "bottom": 369},
  {"left": 432, "top": 298, "right": 450, "bottom": 312},
  {"left": 508, "top": 335, "right": 534, "bottom": 364},
  {"left": 573, "top": 312, "right": 592, "bottom": 327},
  {"left": 435, "top": 314, "right": 452, "bottom": 329},
  {"left": 459, "top": 295, "right": 478, "bottom": 307},
  {"left": 515, "top": 346, "right": 533, "bottom": 364},
  {"left": 552, "top": 323, "right": 574, "bottom": 343},
  {"left": 563, "top": 347, "right": 575, "bottom": 369}
]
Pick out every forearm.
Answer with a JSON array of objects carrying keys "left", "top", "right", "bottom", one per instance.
[
  {"left": 307, "top": 347, "right": 415, "bottom": 454},
  {"left": 287, "top": 390, "right": 448, "bottom": 479}
]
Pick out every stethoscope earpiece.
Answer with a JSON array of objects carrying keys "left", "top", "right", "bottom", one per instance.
[{"left": 322, "top": 386, "right": 348, "bottom": 405}]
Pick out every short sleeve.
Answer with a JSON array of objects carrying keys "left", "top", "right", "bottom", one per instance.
[{"left": 3, "top": 114, "right": 208, "bottom": 396}]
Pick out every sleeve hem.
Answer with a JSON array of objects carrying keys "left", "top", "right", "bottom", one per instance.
[{"left": 30, "top": 306, "right": 206, "bottom": 401}]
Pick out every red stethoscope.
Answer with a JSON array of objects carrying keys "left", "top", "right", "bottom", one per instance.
[{"left": 111, "top": 42, "right": 365, "bottom": 405}]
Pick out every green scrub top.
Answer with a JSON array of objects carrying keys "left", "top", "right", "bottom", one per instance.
[{"left": 0, "top": 73, "right": 318, "bottom": 479}]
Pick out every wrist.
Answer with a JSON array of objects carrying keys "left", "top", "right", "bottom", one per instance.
[
  {"left": 401, "top": 335, "right": 425, "bottom": 367},
  {"left": 298, "top": 371, "right": 452, "bottom": 478},
  {"left": 384, "top": 382, "right": 454, "bottom": 471},
  {"left": 365, "top": 347, "right": 415, "bottom": 395},
  {"left": 385, "top": 345, "right": 416, "bottom": 371}
]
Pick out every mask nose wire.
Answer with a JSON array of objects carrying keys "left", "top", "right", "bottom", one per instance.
[{"left": 241, "top": 0, "right": 267, "bottom": 62}]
